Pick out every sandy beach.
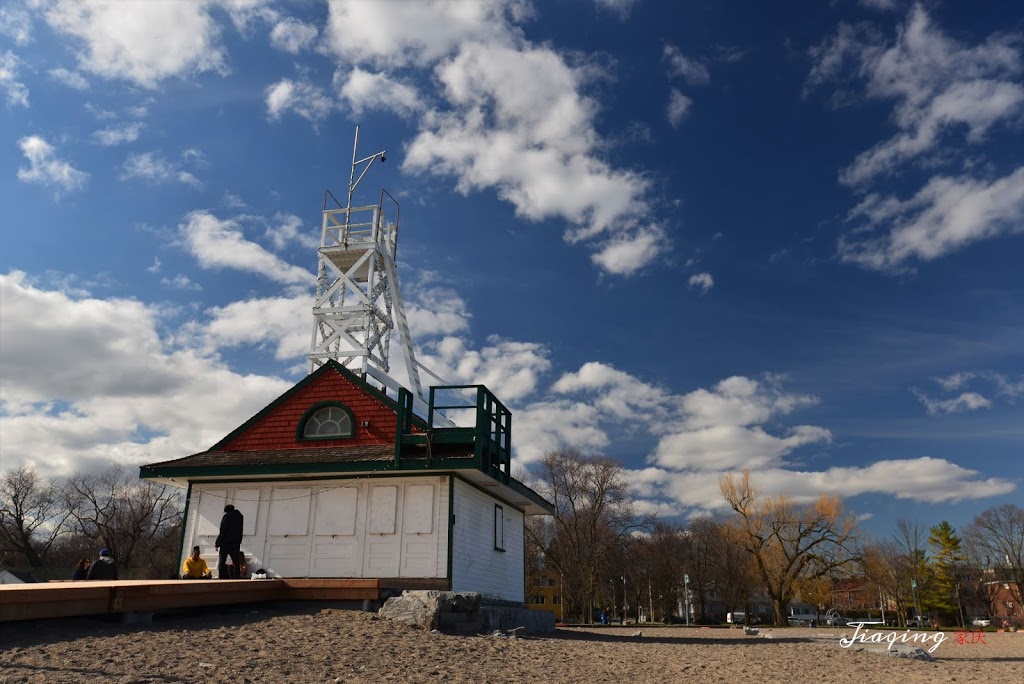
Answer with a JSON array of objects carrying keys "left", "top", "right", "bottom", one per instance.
[{"left": 1, "top": 605, "right": 1020, "bottom": 684}]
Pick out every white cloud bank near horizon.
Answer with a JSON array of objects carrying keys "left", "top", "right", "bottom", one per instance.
[{"left": 0, "top": 266, "right": 1014, "bottom": 513}]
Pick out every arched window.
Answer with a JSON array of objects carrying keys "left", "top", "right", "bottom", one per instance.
[{"left": 297, "top": 402, "right": 355, "bottom": 440}]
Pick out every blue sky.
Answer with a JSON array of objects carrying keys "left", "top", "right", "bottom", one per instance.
[{"left": 1, "top": 0, "right": 1021, "bottom": 538}]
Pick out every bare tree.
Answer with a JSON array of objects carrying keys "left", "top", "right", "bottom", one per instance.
[
  {"left": 893, "top": 517, "right": 933, "bottom": 620},
  {"left": 862, "top": 539, "right": 915, "bottom": 626},
  {"left": 63, "top": 464, "right": 183, "bottom": 575},
  {"left": 0, "top": 466, "right": 70, "bottom": 567},
  {"left": 965, "top": 504, "right": 1024, "bottom": 607},
  {"left": 718, "top": 518, "right": 762, "bottom": 622},
  {"left": 526, "top": 447, "right": 651, "bottom": 622},
  {"left": 720, "top": 470, "right": 860, "bottom": 625}
]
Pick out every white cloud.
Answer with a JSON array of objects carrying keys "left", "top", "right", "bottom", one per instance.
[
  {"left": 1, "top": 50, "right": 29, "bottom": 107},
  {"left": 842, "top": 79, "right": 1024, "bottom": 187},
  {"left": 591, "top": 227, "right": 664, "bottom": 274},
  {"left": 416, "top": 335, "right": 551, "bottom": 403},
  {"left": 16, "top": 135, "right": 88, "bottom": 191},
  {"left": 652, "top": 424, "right": 832, "bottom": 471},
  {"left": 405, "top": 281, "right": 472, "bottom": 338},
  {"left": 755, "top": 458, "right": 1014, "bottom": 504},
  {"left": 160, "top": 274, "right": 201, "bottom": 291},
  {"left": 335, "top": 67, "right": 423, "bottom": 117},
  {"left": 664, "top": 45, "right": 710, "bottom": 85},
  {"left": 219, "top": 0, "right": 278, "bottom": 34},
  {"left": 839, "top": 168, "right": 1024, "bottom": 271},
  {"left": 935, "top": 371, "right": 975, "bottom": 391},
  {"left": 146, "top": 257, "right": 162, "bottom": 274},
  {"left": 641, "top": 456, "right": 1015, "bottom": 512},
  {"left": 553, "top": 361, "right": 671, "bottom": 424},
  {"left": 809, "top": 6, "right": 1023, "bottom": 186},
  {"left": 43, "top": 0, "right": 227, "bottom": 88},
  {"left": 121, "top": 152, "right": 200, "bottom": 187},
  {"left": 262, "top": 213, "right": 317, "bottom": 252},
  {"left": 48, "top": 67, "right": 89, "bottom": 90},
  {"left": 93, "top": 122, "right": 144, "bottom": 146},
  {"left": 405, "top": 42, "right": 656, "bottom": 269},
  {"left": 992, "top": 373, "right": 1024, "bottom": 398},
  {"left": 320, "top": 0, "right": 663, "bottom": 276},
  {"left": 322, "top": 0, "right": 522, "bottom": 68},
  {"left": 204, "top": 294, "right": 310, "bottom": 360},
  {"left": 180, "top": 211, "right": 313, "bottom": 287},
  {"left": 913, "top": 389, "right": 992, "bottom": 415},
  {"left": 666, "top": 88, "right": 692, "bottom": 128},
  {"left": 0, "top": 6, "right": 32, "bottom": 45},
  {"left": 594, "top": 0, "right": 639, "bottom": 19},
  {"left": 859, "top": 0, "right": 903, "bottom": 10},
  {"left": 514, "top": 399, "right": 610, "bottom": 464},
  {"left": 269, "top": 17, "right": 317, "bottom": 53},
  {"left": 265, "top": 77, "right": 334, "bottom": 125},
  {"left": 0, "top": 271, "right": 293, "bottom": 478},
  {"left": 688, "top": 272, "right": 714, "bottom": 293},
  {"left": 808, "top": 6, "right": 1024, "bottom": 271}
]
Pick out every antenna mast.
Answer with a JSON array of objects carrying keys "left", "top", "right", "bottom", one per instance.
[{"left": 308, "top": 126, "right": 423, "bottom": 402}]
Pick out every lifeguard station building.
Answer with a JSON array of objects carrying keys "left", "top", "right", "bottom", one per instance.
[{"left": 141, "top": 130, "right": 552, "bottom": 602}]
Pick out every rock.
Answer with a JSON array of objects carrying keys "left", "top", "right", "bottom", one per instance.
[
  {"left": 632, "top": 630, "right": 643, "bottom": 638},
  {"left": 883, "top": 647, "right": 935, "bottom": 661},
  {"left": 378, "top": 590, "right": 481, "bottom": 631}
]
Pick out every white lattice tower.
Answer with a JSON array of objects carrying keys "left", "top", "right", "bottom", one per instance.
[{"left": 308, "top": 127, "right": 423, "bottom": 401}]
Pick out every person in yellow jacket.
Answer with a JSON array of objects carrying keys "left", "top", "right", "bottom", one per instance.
[{"left": 181, "top": 546, "right": 213, "bottom": 579}]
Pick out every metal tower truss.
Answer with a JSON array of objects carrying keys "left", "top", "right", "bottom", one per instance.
[{"left": 309, "top": 127, "right": 445, "bottom": 422}]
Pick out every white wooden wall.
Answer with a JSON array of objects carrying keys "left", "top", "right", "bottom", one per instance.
[
  {"left": 182, "top": 476, "right": 450, "bottom": 579},
  {"left": 450, "top": 478, "right": 525, "bottom": 602}
]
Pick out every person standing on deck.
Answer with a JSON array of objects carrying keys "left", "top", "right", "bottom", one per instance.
[
  {"left": 87, "top": 549, "right": 118, "bottom": 580},
  {"left": 215, "top": 504, "right": 244, "bottom": 579}
]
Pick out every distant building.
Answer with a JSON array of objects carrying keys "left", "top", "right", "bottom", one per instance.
[
  {"left": 985, "top": 581, "right": 1022, "bottom": 627},
  {"left": 526, "top": 570, "right": 564, "bottom": 620}
]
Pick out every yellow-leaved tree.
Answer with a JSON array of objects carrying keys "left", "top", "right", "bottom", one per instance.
[{"left": 720, "top": 470, "right": 860, "bottom": 625}]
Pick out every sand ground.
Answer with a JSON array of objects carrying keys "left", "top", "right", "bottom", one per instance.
[{"left": 0, "top": 604, "right": 1021, "bottom": 683}]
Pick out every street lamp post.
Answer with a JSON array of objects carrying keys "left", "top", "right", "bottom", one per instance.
[
  {"left": 622, "top": 575, "right": 628, "bottom": 625},
  {"left": 911, "top": 578, "right": 923, "bottom": 627},
  {"left": 684, "top": 574, "right": 690, "bottom": 626}
]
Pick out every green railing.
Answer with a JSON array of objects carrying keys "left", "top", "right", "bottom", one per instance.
[{"left": 395, "top": 385, "right": 511, "bottom": 482}]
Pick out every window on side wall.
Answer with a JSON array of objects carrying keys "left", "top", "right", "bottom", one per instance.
[{"left": 494, "top": 504, "right": 505, "bottom": 551}]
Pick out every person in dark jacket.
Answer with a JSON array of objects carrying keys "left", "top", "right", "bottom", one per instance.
[
  {"left": 215, "top": 504, "right": 244, "bottom": 579},
  {"left": 86, "top": 549, "right": 118, "bottom": 580},
  {"left": 72, "top": 557, "right": 91, "bottom": 580}
]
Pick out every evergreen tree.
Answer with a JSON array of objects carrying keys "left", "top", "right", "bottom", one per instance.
[{"left": 928, "top": 520, "right": 965, "bottom": 623}]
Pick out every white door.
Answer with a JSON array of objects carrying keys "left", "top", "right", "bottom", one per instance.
[
  {"left": 265, "top": 487, "right": 313, "bottom": 577},
  {"left": 400, "top": 483, "right": 439, "bottom": 577},
  {"left": 310, "top": 485, "right": 362, "bottom": 577},
  {"left": 363, "top": 484, "right": 401, "bottom": 576}
]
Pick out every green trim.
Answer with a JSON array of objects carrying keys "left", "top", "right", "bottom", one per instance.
[
  {"left": 141, "top": 455, "right": 477, "bottom": 480},
  {"left": 494, "top": 503, "right": 505, "bottom": 551},
  {"left": 206, "top": 360, "right": 427, "bottom": 452},
  {"left": 144, "top": 460, "right": 552, "bottom": 514},
  {"left": 296, "top": 401, "right": 355, "bottom": 441},
  {"left": 446, "top": 475, "right": 454, "bottom": 586},
  {"left": 451, "top": 473, "right": 547, "bottom": 515},
  {"left": 189, "top": 471, "right": 450, "bottom": 486}
]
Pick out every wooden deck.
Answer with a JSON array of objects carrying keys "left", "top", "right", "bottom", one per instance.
[{"left": 0, "top": 578, "right": 381, "bottom": 623}]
